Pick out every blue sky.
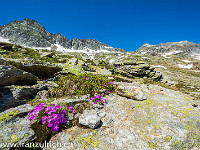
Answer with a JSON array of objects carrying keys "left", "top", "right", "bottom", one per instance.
[{"left": 0, "top": 0, "right": 200, "bottom": 52}]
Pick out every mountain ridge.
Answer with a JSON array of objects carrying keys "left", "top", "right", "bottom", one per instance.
[
  {"left": 136, "top": 40, "right": 200, "bottom": 55},
  {"left": 0, "top": 18, "right": 126, "bottom": 52}
]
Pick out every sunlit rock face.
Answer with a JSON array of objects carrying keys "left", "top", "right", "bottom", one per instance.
[
  {"left": 136, "top": 40, "right": 200, "bottom": 55},
  {"left": 0, "top": 18, "right": 126, "bottom": 52}
]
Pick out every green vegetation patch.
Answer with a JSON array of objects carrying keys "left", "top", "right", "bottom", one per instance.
[{"left": 49, "top": 73, "right": 116, "bottom": 98}]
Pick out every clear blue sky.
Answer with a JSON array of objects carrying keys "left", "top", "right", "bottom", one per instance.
[{"left": 0, "top": 0, "right": 200, "bottom": 52}]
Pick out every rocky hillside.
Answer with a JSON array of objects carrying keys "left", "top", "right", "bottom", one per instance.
[
  {"left": 0, "top": 18, "right": 126, "bottom": 52},
  {"left": 136, "top": 41, "right": 200, "bottom": 57},
  {"left": 0, "top": 37, "right": 200, "bottom": 149}
]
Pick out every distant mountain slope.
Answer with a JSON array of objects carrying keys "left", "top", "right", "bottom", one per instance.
[
  {"left": 0, "top": 18, "right": 126, "bottom": 52},
  {"left": 136, "top": 41, "right": 200, "bottom": 55}
]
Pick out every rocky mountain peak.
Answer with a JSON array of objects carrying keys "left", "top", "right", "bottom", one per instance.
[{"left": 0, "top": 19, "right": 126, "bottom": 52}]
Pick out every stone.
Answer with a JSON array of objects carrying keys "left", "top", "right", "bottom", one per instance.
[
  {"left": 79, "top": 94, "right": 90, "bottom": 100},
  {"left": 46, "top": 81, "right": 59, "bottom": 88},
  {"left": 34, "top": 90, "right": 49, "bottom": 99},
  {"left": 0, "top": 65, "right": 38, "bottom": 86},
  {"left": 98, "top": 112, "right": 106, "bottom": 118},
  {"left": 89, "top": 101, "right": 105, "bottom": 109},
  {"left": 113, "top": 62, "right": 162, "bottom": 81},
  {"left": 11, "top": 86, "right": 38, "bottom": 100},
  {"left": 0, "top": 86, "right": 38, "bottom": 112},
  {"left": 14, "top": 64, "right": 62, "bottom": 79},
  {"left": 0, "top": 58, "right": 62, "bottom": 79},
  {"left": 79, "top": 109, "right": 101, "bottom": 129},
  {"left": 116, "top": 83, "right": 147, "bottom": 101},
  {"left": 51, "top": 97, "right": 88, "bottom": 105},
  {"left": 0, "top": 104, "right": 35, "bottom": 149},
  {"left": 83, "top": 65, "right": 112, "bottom": 76}
]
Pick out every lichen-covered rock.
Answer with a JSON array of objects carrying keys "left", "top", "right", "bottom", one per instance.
[
  {"left": 79, "top": 109, "right": 101, "bottom": 129},
  {"left": 62, "top": 64, "right": 85, "bottom": 75},
  {"left": 116, "top": 82, "right": 147, "bottom": 101},
  {"left": 0, "top": 104, "right": 35, "bottom": 149},
  {"left": 113, "top": 62, "right": 162, "bottom": 81},
  {"left": 0, "top": 65, "right": 38, "bottom": 86},
  {"left": 83, "top": 65, "right": 112, "bottom": 76}
]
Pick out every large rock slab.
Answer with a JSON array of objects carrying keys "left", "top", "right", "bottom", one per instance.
[
  {"left": 0, "top": 104, "right": 35, "bottom": 149},
  {"left": 113, "top": 61, "right": 163, "bottom": 81},
  {"left": 0, "top": 58, "right": 62, "bottom": 79},
  {"left": 0, "top": 65, "right": 38, "bottom": 86},
  {"left": 116, "top": 82, "right": 147, "bottom": 101},
  {"left": 0, "top": 85, "right": 38, "bottom": 113},
  {"left": 0, "top": 81, "right": 59, "bottom": 112}
]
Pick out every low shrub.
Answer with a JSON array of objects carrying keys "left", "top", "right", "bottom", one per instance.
[{"left": 49, "top": 73, "right": 117, "bottom": 98}]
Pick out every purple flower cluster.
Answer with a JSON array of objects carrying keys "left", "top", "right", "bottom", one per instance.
[
  {"left": 104, "top": 81, "right": 117, "bottom": 89},
  {"left": 90, "top": 94, "right": 106, "bottom": 105},
  {"left": 27, "top": 103, "right": 44, "bottom": 120},
  {"left": 68, "top": 106, "right": 74, "bottom": 113},
  {"left": 27, "top": 103, "right": 74, "bottom": 132},
  {"left": 107, "top": 81, "right": 114, "bottom": 85},
  {"left": 41, "top": 111, "right": 66, "bottom": 131}
]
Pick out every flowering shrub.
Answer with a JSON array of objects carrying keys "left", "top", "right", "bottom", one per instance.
[
  {"left": 89, "top": 80, "right": 118, "bottom": 105},
  {"left": 49, "top": 73, "right": 116, "bottom": 98},
  {"left": 27, "top": 103, "right": 74, "bottom": 132},
  {"left": 90, "top": 94, "right": 106, "bottom": 105}
]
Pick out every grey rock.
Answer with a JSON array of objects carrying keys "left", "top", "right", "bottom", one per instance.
[
  {"left": 34, "top": 81, "right": 58, "bottom": 91},
  {"left": 46, "top": 81, "right": 59, "bottom": 88},
  {"left": 113, "top": 62, "right": 162, "bottom": 81},
  {"left": 74, "top": 113, "right": 81, "bottom": 119},
  {"left": 35, "top": 90, "right": 49, "bottom": 99},
  {"left": 0, "top": 58, "right": 63, "bottom": 79},
  {"left": 89, "top": 101, "right": 105, "bottom": 109},
  {"left": 0, "top": 65, "right": 38, "bottom": 86},
  {"left": 79, "top": 94, "right": 90, "bottom": 100},
  {"left": 116, "top": 83, "right": 147, "bottom": 101},
  {"left": 134, "top": 90, "right": 147, "bottom": 100},
  {"left": 98, "top": 112, "right": 106, "bottom": 118},
  {"left": 14, "top": 63, "right": 62, "bottom": 79},
  {"left": 34, "top": 81, "right": 48, "bottom": 91},
  {"left": 11, "top": 86, "right": 38, "bottom": 100},
  {"left": 0, "top": 85, "right": 38, "bottom": 112},
  {"left": 79, "top": 109, "right": 101, "bottom": 129},
  {"left": 0, "top": 104, "right": 35, "bottom": 149},
  {"left": 51, "top": 98, "right": 88, "bottom": 105}
]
